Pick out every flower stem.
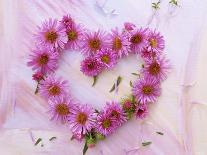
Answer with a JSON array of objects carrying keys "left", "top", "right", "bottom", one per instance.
[{"left": 35, "top": 82, "right": 39, "bottom": 94}]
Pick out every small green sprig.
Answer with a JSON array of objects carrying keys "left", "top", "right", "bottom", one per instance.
[
  {"left": 34, "top": 138, "right": 42, "bottom": 146},
  {"left": 120, "top": 95, "right": 137, "bottom": 120},
  {"left": 131, "top": 73, "right": 139, "bottom": 76},
  {"left": 169, "top": 0, "right": 178, "bottom": 6},
  {"left": 142, "top": 141, "right": 152, "bottom": 146},
  {"left": 49, "top": 136, "right": 57, "bottom": 141},
  {"left": 92, "top": 76, "right": 98, "bottom": 87},
  {"left": 82, "top": 130, "right": 105, "bottom": 155},
  {"left": 156, "top": 131, "right": 164, "bottom": 135},
  {"left": 109, "top": 76, "right": 122, "bottom": 92},
  {"left": 152, "top": 1, "right": 161, "bottom": 10}
]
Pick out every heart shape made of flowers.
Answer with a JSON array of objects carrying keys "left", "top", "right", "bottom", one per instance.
[{"left": 27, "top": 14, "right": 170, "bottom": 153}]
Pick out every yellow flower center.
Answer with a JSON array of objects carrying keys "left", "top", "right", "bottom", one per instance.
[
  {"left": 45, "top": 31, "right": 58, "bottom": 43},
  {"left": 67, "top": 30, "right": 77, "bottom": 41},
  {"left": 149, "top": 62, "right": 160, "bottom": 75},
  {"left": 88, "top": 39, "right": 100, "bottom": 51},
  {"left": 102, "top": 119, "right": 111, "bottom": 129},
  {"left": 87, "top": 62, "right": 95, "bottom": 70},
  {"left": 38, "top": 54, "right": 49, "bottom": 65},
  {"left": 110, "top": 110, "right": 119, "bottom": 119},
  {"left": 76, "top": 112, "right": 88, "bottom": 125},
  {"left": 113, "top": 37, "right": 122, "bottom": 50},
  {"left": 101, "top": 55, "right": 110, "bottom": 64},
  {"left": 48, "top": 85, "right": 61, "bottom": 96},
  {"left": 149, "top": 39, "right": 157, "bottom": 48},
  {"left": 130, "top": 34, "right": 142, "bottom": 44},
  {"left": 142, "top": 85, "right": 153, "bottom": 95},
  {"left": 55, "top": 103, "right": 70, "bottom": 116}
]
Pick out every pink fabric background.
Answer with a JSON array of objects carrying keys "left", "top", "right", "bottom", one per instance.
[{"left": 0, "top": 0, "right": 207, "bottom": 154}]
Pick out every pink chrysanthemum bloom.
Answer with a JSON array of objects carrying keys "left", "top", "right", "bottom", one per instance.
[
  {"left": 135, "top": 103, "right": 148, "bottom": 119},
  {"left": 121, "top": 97, "right": 136, "bottom": 112},
  {"left": 142, "top": 56, "right": 170, "bottom": 81},
  {"left": 130, "top": 28, "right": 148, "bottom": 54},
  {"left": 80, "top": 56, "right": 104, "bottom": 77},
  {"left": 124, "top": 22, "right": 136, "bottom": 31},
  {"left": 109, "top": 28, "right": 131, "bottom": 58},
  {"left": 27, "top": 47, "right": 59, "bottom": 74},
  {"left": 35, "top": 18, "right": 67, "bottom": 49},
  {"left": 104, "top": 101, "right": 127, "bottom": 127},
  {"left": 39, "top": 75, "right": 68, "bottom": 100},
  {"left": 68, "top": 104, "right": 96, "bottom": 135},
  {"left": 60, "top": 14, "right": 74, "bottom": 29},
  {"left": 48, "top": 96, "right": 75, "bottom": 123},
  {"left": 32, "top": 72, "right": 44, "bottom": 82},
  {"left": 147, "top": 29, "right": 165, "bottom": 52},
  {"left": 82, "top": 30, "right": 109, "bottom": 56},
  {"left": 140, "top": 48, "right": 157, "bottom": 60},
  {"left": 65, "top": 23, "right": 85, "bottom": 50},
  {"left": 132, "top": 77, "right": 161, "bottom": 104},
  {"left": 95, "top": 111, "right": 116, "bottom": 136},
  {"left": 96, "top": 48, "right": 118, "bottom": 69}
]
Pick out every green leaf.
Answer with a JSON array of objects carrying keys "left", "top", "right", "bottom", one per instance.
[
  {"left": 83, "top": 141, "right": 88, "bottom": 155},
  {"left": 34, "top": 82, "right": 39, "bottom": 94},
  {"left": 142, "top": 141, "right": 152, "bottom": 146},
  {"left": 130, "top": 81, "right": 133, "bottom": 87},
  {"left": 109, "top": 84, "right": 115, "bottom": 92},
  {"left": 131, "top": 73, "right": 139, "bottom": 76},
  {"left": 152, "top": 1, "right": 160, "bottom": 10},
  {"left": 49, "top": 136, "right": 57, "bottom": 141},
  {"left": 169, "top": 0, "right": 178, "bottom": 5},
  {"left": 95, "top": 133, "right": 105, "bottom": 140},
  {"left": 156, "top": 132, "right": 164, "bottom": 135},
  {"left": 109, "top": 76, "right": 122, "bottom": 92},
  {"left": 131, "top": 95, "right": 135, "bottom": 103},
  {"left": 34, "top": 138, "right": 42, "bottom": 146},
  {"left": 126, "top": 112, "right": 134, "bottom": 120},
  {"left": 92, "top": 76, "right": 98, "bottom": 87}
]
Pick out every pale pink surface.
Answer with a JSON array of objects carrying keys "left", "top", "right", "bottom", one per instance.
[{"left": 0, "top": 0, "right": 207, "bottom": 155}]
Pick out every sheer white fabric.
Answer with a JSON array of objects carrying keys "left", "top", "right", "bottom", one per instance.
[{"left": 0, "top": 0, "right": 207, "bottom": 154}]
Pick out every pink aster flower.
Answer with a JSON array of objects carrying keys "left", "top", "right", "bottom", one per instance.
[
  {"left": 121, "top": 97, "right": 136, "bottom": 112},
  {"left": 65, "top": 23, "right": 85, "bottom": 50},
  {"left": 48, "top": 96, "right": 75, "bottom": 123},
  {"left": 96, "top": 48, "right": 118, "bottom": 69},
  {"left": 35, "top": 18, "right": 67, "bottom": 49},
  {"left": 68, "top": 104, "right": 96, "bottom": 135},
  {"left": 130, "top": 28, "right": 148, "bottom": 54},
  {"left": 60, "top": 14, "right": 74, "bottom": 29},
  {"left": 32, "top": 72, "right": 44, "bottom": 82},
  {"left": 135, "top": 104, "right": 148, "bottom": 119},
  {"left": 124, "top": 22, "right": 136, "bottom": 31},
  {"left": 132, "top": 77, "right": 161, "bottom": 104},
  {"left": 109, "top": 27, "right": 131, "bottom": 58},
  {"left": 27, "top": 47, "right": 59, "bottom": 74},
  {"left": 140, "top": 48, "right": 157, "bottom": 61},
  {"left": 95, "top": 110, "right": 117, "bottom": 136},
  {"left": 104, "top": 101, "right": 127, "bottom": 127},
  {"left": 80, "top": 56, "right": 104, "bottom": 76},
  {"left": 142, "top": 56, "right": 170, "bottom": 81},
  {"left": 82, "top": 30, "right": 109, "bottom": 56},
  {"left": 39, "top": 75, "right": 68, "bottom": 100},
  {"left": 147, "top": 29, "right": 165, "bottom": 52}
]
